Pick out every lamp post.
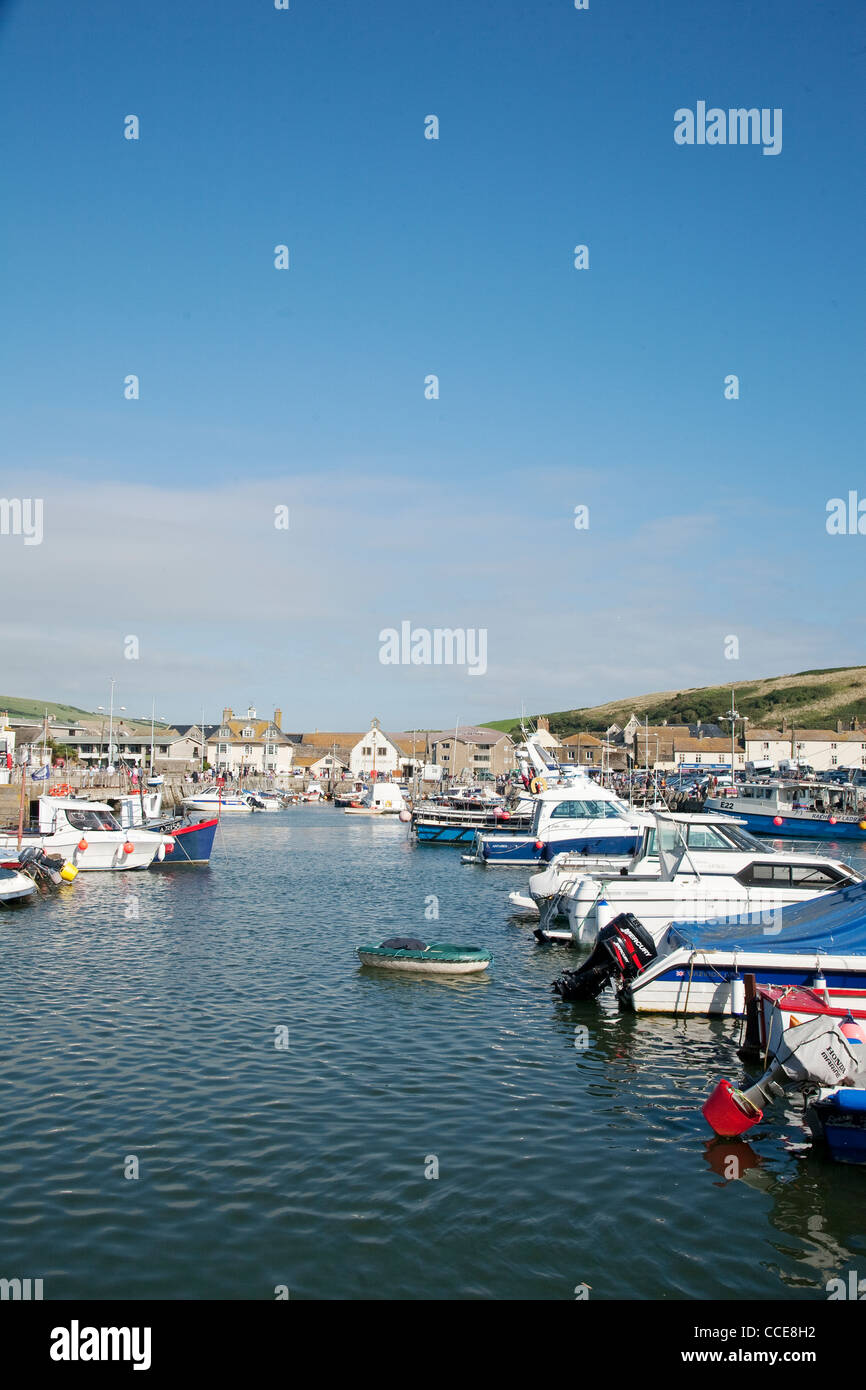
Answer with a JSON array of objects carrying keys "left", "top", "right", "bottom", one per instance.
[{"left": 717, "top": 687, "right": 748, "bottom": 784}]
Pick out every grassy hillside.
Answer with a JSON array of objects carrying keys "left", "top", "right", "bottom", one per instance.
[
  {"left": 487, "top": 668, "right": 866, "bottom": 740},
  {"left": 0, "top": 696, "right": 172, "bottom": 734}
]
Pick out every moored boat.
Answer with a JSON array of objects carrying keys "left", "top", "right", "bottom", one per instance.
[
  {"left": 356, "top": 937, "right": 492, "bottom": 974},
  {"left": 705, "top": 777, "right": 866, "bottom": 840},
  {"left": 0, "top": 864, "right": 38, "bottom": 903},
  {"left": 0, "top": 796, "right": 173, "bottom": 871}
]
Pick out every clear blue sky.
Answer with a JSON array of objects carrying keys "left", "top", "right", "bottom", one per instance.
[{"left": 1, "top": 0, "right": 864, "bottom": 727}]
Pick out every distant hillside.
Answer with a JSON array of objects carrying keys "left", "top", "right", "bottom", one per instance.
[
  {"left": 0, "top": 696, "right": 172, "bottom": 735},
  {"left": 487, "top": 668, "right": 866, "bottom": 740}
]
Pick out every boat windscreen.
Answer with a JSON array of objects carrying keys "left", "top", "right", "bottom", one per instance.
[{"left": 715, "top": 823, "right": 773, "bottom": 853}]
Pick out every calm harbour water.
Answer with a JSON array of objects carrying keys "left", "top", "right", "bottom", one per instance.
[{"left": 1, "top": 808, "right": 864, "bottom": 1301}]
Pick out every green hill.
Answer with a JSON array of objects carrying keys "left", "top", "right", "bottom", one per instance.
[
  {"left": 487, "top": 667, "right": 866, "bottom": 740},
  {"left": 0, "top": 696, "right": 172, "bottom": 734}
]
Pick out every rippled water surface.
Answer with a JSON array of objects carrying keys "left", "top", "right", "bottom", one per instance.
[{"left": 1, "top": 812, "right": 864, "bottom": 1300}]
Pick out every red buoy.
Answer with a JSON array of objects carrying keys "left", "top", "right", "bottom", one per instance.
[
  {"left": 77, "top": 838, "right": 88, "bottom": 852},
  {"left": 534, "top": 840, "right": 544, "bottom": 851},
  {"left": 122, "top": 841, "right": 135, "bottom": 854},
  {"left": 773, "top": 816, "right": 783, "bottom": 827},
  {"left": 829, "top": 816, "right": 837, "bottom": 826}
]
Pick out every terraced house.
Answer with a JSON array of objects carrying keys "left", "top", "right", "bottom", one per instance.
[{"left": 207, "top": 706, "right": 296, "bottom": 775}]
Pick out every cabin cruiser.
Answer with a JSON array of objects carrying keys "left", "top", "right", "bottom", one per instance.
[
  {"left": 344, "top": 782, "right": 409, "bottom": 815},
  {"left": 0, "top": 796, "right": 174, "bottom": 871},
  {"left": 464, "top": 780, "right": 650, "bottom": 866},
  {"left": 705, "top": 778, "right": 866, "bottom": 840},
  {"left": 538, "top": 813, "right": 861, "bottom": 946}
]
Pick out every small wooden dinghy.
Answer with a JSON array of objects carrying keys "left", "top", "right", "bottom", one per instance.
[{"left": 356, "top": 936, "right": 492, "bottom": 974}]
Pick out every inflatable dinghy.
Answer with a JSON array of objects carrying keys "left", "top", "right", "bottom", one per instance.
[{"left": 356, "top": 937, "right": 492, "bottom": 974}]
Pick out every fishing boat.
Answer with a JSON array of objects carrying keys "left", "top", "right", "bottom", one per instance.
[
  {"left": 547, "top": 812, "right": 861, "bottom": 947},
  {"left": 333, "top": 783, "right": 365, "bottom": 807},
  {"left": 705, "top": 778, "right": 866, "bottom": 840},
  {"left": 0, "top": 796, "right": 173, "bottom": 871},
  {"left": 344, "top": 782, "right": 409, "bottom": 815},
  {"left": 413, "top": 800, "right": 533, "bottom": 844},
  {"left": 356, "top": 937, "right": 492, "bottom": 974},
  {"left": 464, "top": 781, "right": 650, "bottom": 866},
  {"left": 114, "top": 793, "right": 218, "bottom": 865}
]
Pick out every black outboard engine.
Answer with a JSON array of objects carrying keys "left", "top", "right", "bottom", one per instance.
[{"left": 552, "top": 913, "right": 657, "bottom": 1001}]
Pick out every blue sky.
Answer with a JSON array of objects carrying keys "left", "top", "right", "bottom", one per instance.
[{"left": 1, "top": 0, "right": 864, "bottom": 728}]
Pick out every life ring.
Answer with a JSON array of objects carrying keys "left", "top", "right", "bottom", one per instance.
[
  {"left": 529, "top": 777, "right": 547, "bottom": 794},
  {"left": 49, "top": 784, "right": 73, "bottom": 796}
]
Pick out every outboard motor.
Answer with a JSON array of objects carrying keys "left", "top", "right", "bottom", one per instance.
[
  {"left": 552, "top": 912, "right": 657, "bottom": 1001},
  {"left": 703, "top": 1015, "right": 865, "bottom": 1137}
]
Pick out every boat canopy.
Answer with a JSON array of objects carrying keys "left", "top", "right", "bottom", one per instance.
[{"left": 672, "top": 879, "right": 866, "bottom": 954}]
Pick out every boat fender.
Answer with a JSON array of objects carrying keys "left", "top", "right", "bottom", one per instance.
[
  {"left": 77, "top": 838, "right": 88, "bottom": 852},
  {"left": 595, "top": 899, "right": 614, "bottom": 935},
  {"left": 60, "top": 862, "right": 78, "bottom": 882}
]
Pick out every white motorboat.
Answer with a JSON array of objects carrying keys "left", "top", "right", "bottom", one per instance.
[
  {"left": 0, "top": 796, "right": 174, "bottom": 871},
  {"left": 466, "top": 779, "right": 652, "bottom": 866},
  {"left": 252, "top": 790, "right": 289, "bottom": 812},
  {"left": 182, "top": 786, "right": 257, "bottom": 815},
  {"left": 551, "top": 880, "right": 866, "bottom": 1017},
  {"left": 551, "top": 813, "right": 861, "bottom": 946},
  {"left": 0, "top": 865, "right": 38, "bottom": 903}
]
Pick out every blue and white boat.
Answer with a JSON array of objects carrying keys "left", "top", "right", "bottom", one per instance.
[
  {"left": 624, "top": 880, "right": 866, "bottom": 1015},
  {"left": 705, "top": 778, "right": 866, "bottom": 840},
  {"left": 465, "top": 781, "right": 651, "bottom": 866}
]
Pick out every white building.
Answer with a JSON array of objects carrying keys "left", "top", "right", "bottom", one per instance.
[{"left": 745, "top": 728, "right": 866, "bottom": 773}]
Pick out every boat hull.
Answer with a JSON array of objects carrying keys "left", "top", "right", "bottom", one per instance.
[
  {"left": 356, "top": 951, "right": 490, "bottom": 974},
  {"left": 625, "top": 949, "right": 866, "bottom": 1016},
  {"left": 153, "top": 817, "right": 218, "bottom": 865},
  {"left": 472, "top": 831, "right": 640, "bottom": 866},
  {"left": 707, "top": 802, "right": 866, "bottom": 840}
]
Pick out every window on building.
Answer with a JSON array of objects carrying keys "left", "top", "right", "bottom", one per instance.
[
  {"left": 362, "top": 746, "right": 371, "bottom": 756},
  {"left": 831, "top": 743, "right": 838, "bottom": 750},
  {"left": 243, "top": 727, "right": 254, "bottom": 739},
  {"left": 831, "top": 756, "right": 838, "bottom": 765}
]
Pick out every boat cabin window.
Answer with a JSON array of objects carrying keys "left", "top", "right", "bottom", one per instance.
[
  {"left": 65, "top": 808, "right": 122, "bottom": 832},
  {"left": 548, "top": 799, "right": 622, "bottom": 820},
  {"left": 682, "top": 825, "right": 731, "bottom": 849},
  {"left": 715, "top": 824, "right": 769, "bottom": 852},
  {"left": 736, "top": 862, "right": 845, "bottom": 889}
]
